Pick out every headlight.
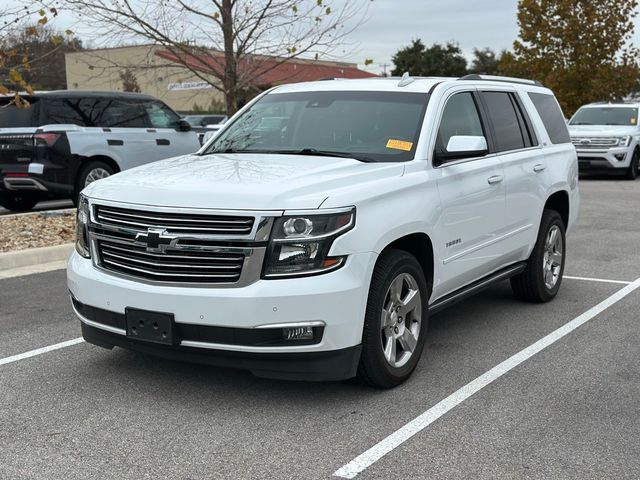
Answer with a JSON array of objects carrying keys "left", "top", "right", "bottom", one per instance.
[
  {"left": 263, "top": 208, "right": 355, "bottom": 278},
  {"left": 75, "top": 194, "right": 91, "bottom": 258},
  {"left": 618, "top": 136, "right": 632, "bottom": 147}
]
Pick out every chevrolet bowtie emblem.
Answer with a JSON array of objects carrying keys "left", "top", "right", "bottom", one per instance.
[{"left": 135, "top": 228, "right": 178, "bottom": 253}]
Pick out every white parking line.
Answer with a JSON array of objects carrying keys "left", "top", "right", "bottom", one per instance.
[
  {"left": 564, "top": 275, "right": 632, "bottom": 285},
  {"left": 0, "top": 338, "right": 84, "bottom": 367},
  {"left": 334, "top": 278, "right": 640, "bottom": 479}
]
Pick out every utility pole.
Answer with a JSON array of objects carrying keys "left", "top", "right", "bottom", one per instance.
[{"left": 379, "top": 63, "right": 390, "bottom": 77}]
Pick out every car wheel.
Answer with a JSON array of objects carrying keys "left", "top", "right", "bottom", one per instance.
[
  {"left": 625, "top": 149, "right": 639, "bottom": 180},
  {"left": 0, "top": 192, "right": 40, "bottom": 212},
  {"left": 357, "top": 249, "right": 429, "bottom": 388},
  {"left": 511, "top": 209, "right": 566, "bottom": 303},
  {"left": 76, "top": 161, "right": 114, "bottom": 204}
]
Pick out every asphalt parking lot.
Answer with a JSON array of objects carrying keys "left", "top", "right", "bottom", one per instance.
[
  {"left": 0, "top": 199, "right": 74, "bottom": 216},
  {"left": 1, "top": 179, "right": 639, "bottom": 480}
]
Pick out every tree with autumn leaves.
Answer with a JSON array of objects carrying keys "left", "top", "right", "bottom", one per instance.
[
  {"left": 1, "top": 3, "right": 75, "bottom": 106},
  {"left": 502, "top": 0, "right": 640, "bottom": 115}
]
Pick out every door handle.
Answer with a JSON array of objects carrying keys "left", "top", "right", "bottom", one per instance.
[
  {"left": 487, "top": 175, "right": 504, "bottom": 185},
  {"left": 533, "top": 163, "right": 546, "bottom": 173}
]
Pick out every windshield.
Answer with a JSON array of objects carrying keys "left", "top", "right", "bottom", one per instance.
[
  {"left": 205, "top": 91, "right": 429, "bottom": 162},
  {"left": 569, "top": 107, "right": 639, "bottom": 126}
]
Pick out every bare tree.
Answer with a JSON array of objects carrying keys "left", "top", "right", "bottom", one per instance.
[{"left": 59, "top": 0, "right": 370, "bottom": 114}]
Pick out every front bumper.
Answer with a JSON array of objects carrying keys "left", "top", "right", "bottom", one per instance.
[
  {"left": 81, "top": 322, "right": 362, "bottom": 381},
  {"left": 576, "top": 147, "right": 632, "bottom": 172},
  {"left": 67, "top": 250, "right": 377, "bottom": 378}
]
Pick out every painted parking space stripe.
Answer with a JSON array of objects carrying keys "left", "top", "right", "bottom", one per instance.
[
  {"left": 0, "top": 338, "right": 84, "bottom": 367},
  {"left": 564, "top": 275, "right": 632, "bottom": 285},
  {"left": 334, "top": 277, "right": 640, "bottom": 479}
]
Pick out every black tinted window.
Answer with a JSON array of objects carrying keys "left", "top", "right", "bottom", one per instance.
[
  {"left": 43, "top": 98, "right": 88, "bottom": 126},
  {"left": 0, "top": 99, "right": 39, "bottom": 127},
  {"left": 529, "top": 93, "right": 571, "bottom": 144},
  {"left": 99, "top": 99, "right": 147, "bottom": 128},
  {"left": 481, "top": 91, "right": 525, "bottom": 152},
  {"left": 437, "top": 92, "right": 484, "bottom": 152}
]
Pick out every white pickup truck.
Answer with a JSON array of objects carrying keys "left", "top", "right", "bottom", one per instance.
[{"left": 67, "top": 75, "right": 579, "bottom": 388}]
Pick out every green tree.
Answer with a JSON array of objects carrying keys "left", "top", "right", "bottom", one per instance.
[
  {"left": 469, "top": 47, "right": 506, "bottom": 75},
  {"left": 501, "top": 0, "right": 639, "bottom": 115},
  {"left": 392, "top": 40, "right": 467, "bottom": 77}
]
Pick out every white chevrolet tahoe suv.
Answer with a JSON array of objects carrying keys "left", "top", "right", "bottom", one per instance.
[
  {"left": 568, "top": 102, "right": 640, "bottom": 179},
  {"left": 67, "top": 75, "right": 580, "bottom": 388}
]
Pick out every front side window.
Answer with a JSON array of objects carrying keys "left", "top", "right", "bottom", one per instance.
[
  {"left": 206, "top": 91, "right": 430, "bottom": 162},
  {"left": 481, "top": 91, "right": 526, "bottom": 152},
  {"left": 143, "top": 101, "right": 181, "bottom": 128},
  {"left": 436, "top": 92, "right": 484, "bottom": 154},
  {"left": 568, "top": 106, "right": 638, "bottom": 127}
]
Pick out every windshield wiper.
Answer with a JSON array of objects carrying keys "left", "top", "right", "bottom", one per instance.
[{"left": 272, "top": 148, "right": 376, "bottom": 162}]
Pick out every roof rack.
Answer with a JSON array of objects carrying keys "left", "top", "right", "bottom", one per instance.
[{"left": 459, "top": 74, "right": 543, "bottom": 87}]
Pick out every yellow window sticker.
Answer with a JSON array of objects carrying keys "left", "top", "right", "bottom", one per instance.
[
  {"left": 386, "top": 139, "right": 414, "bottom": 151},
  {"left": 631, "top": 117, "right": 637, "bottom": 125}
]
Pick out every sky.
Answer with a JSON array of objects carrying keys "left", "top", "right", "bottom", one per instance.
[{"left": 12, "top": 0, "right": 640, "bottom": 76}]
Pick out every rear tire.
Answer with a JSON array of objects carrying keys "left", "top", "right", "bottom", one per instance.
[
  {"left": 356, "top": 249, "right": 429, "bottom": 389},
  {"left": 625, "top": 150, "right": 639, "bottom": 180},
  {"left": 0, "top": 192, "right": 40, "bottom": 212},
  {"left": 511, "top": 209, "right": 566, "bottom": 303},
  {"left": 75, "top": 160, "right": 114, "bottom": 204}
]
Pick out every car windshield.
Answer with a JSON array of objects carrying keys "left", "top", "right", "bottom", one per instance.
[
  {"left": 569, "top": 107, "right": 639, "bottom": 126},
  {"left": 205, "top": 91, "right": 430, "bottom": 162}
]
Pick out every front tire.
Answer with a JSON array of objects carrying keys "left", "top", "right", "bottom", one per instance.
[
  {"left": 625, "top": 149, "right": 639, "bottom": 180},
  {"left": 511, "top": 209, "right": 566, "bottom": 303},
  {"left": 357, "top": 249, "right": 429, "bottom": 388},
  {"left": 0, "top": 192, "right": 40, "bottom": 212},
  {"left": 75, "top": 161, "right": 114, "bottom": 204}
]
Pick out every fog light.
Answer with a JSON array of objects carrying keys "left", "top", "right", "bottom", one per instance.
[
  {"left": 614, "top": 153, "right": 626, "bottom": 161},
  {"left": 283, "top": 326, "right": 314, "bottom": 340}
]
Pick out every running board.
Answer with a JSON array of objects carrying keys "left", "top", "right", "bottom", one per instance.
[{"left": 428, "top": 262, "right": 527, "bottom": 315}]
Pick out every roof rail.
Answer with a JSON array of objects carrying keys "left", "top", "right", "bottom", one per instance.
[{"left": 459, "top": 74, "right": 543, "bottom": 87}]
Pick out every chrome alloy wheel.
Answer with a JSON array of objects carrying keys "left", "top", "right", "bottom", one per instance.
[
  {"left": 84, "top": 167, "right": 111, "bottom": 187},
  {"left": 380, "top": 272, "right": 422, "bottom": 368},
  {"left": 543, "top": 224, "right": 563, "bottom": 290}
]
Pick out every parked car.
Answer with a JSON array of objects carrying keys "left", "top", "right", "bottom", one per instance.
[
  {"left": 568, "top": 102, "right": 640, "bottom": 179},
  {"left": 68, "top": 75, "right": 579, "bottom": 388},
  {"left": 183, "top": 114, "right": 228, "bottom": 144},
  {"left": 0, "top": 91, "right": 200, "bottom": 211}
]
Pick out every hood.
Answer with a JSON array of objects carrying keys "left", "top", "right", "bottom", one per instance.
[
  {"left": 84, "top": 153, "right": 405, "bottom": 210},
  {"left": 568, "top": 125, "right": 639, "bottom": 136}
]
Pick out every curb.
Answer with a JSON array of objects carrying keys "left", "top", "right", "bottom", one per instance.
[{"left": 0, "top": 243, "right": 74, "bottom": 271}]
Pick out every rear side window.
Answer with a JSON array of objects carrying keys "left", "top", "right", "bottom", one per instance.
[
  {"left": 0, "top": 100, "right": 39, "bottom": 128},
  {"left": 480, "top": 91, "right": 526, "bottom": 152},
  {"left": 42, "top": 99, "right": 87, "bottom": 126},
  {"left": 436, "top": 92, "right": 484, "bottom": 152},
  {"left": 528, "top": 93, "right": 571, "bottom": 144}
]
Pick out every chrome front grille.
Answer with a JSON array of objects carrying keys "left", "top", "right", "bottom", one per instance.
[
  {"left": 95, "top": 204, "right": 255, "bottom": 235},
  {"left": 97, "top": 240, "right": 245, "bottom": 283},
  {"left": 571, "top": 137, "right": 619, "bottom": 149},
  {"left": 89, "top": 203, "right": 275, "bottom": 287}
]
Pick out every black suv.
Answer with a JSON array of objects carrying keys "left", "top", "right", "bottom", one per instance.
[{"left": 0, "top": 91, "right": 199, "bottom": 211}]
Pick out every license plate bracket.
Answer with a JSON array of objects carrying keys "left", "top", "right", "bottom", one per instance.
[{"left": 125, "top": 308, "right": 177, "bottom": 345}]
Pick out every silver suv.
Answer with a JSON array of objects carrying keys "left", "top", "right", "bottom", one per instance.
[{"left": 568, "top": 102, "right": 640, "bottom": 179}]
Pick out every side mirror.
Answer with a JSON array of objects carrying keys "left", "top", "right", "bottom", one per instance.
[
  {"left": 177, "top": 119, "right": 192, "bottom": 132},
  {"left": 435, "top": 135, "right": 488, "bottom": 164}
]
